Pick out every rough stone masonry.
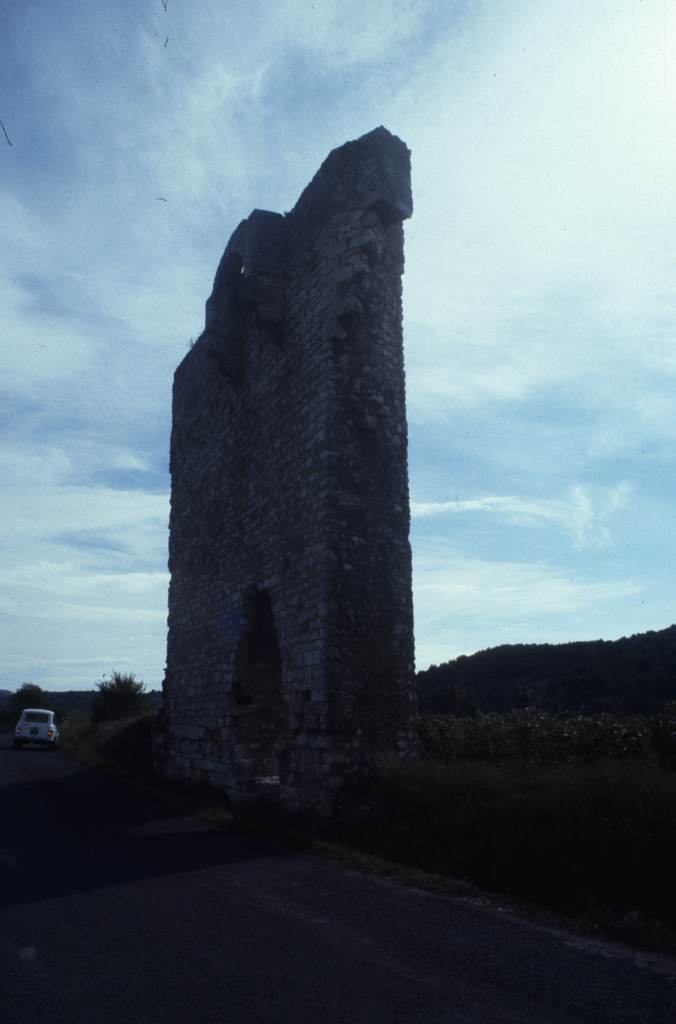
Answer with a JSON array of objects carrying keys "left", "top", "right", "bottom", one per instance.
[{"left": 158, "top": 127, "right": 417, "bottom": 814}]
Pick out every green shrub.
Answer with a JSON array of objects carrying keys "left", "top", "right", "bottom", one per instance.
[{"left": 91, "top": 671, "right": 147, "bottom": 723}]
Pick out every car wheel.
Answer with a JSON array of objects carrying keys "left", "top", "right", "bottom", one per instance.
[{"left": 13, "top": 740, "right": 22, "bottom": 750}]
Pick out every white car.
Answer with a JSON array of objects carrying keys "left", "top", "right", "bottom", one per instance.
[{"left": 13, "top": 708, "right": 59, "bottom": 750}]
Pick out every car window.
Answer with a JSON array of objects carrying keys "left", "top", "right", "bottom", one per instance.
[{"left": 23, "top": 712, "right": 49, "bottom": 724}]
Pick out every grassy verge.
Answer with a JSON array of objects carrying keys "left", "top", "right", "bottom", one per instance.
[
  {"left": 337, "top": 754, "right": 676, "bottom": 951},
  {"left": 59, "top": 709, "right": 157, "bottom": 778}
]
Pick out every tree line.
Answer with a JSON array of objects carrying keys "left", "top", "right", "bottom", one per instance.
[{"left": 416, "top": 625, "right": 676, "bottom": 716}]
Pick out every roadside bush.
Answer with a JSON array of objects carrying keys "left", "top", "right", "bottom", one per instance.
[
  {"left": 91, "top": 672, "right": 147, "bottom": 723},
  {"left": 11, "top": 682, "right": 49, "bottom": 717}
]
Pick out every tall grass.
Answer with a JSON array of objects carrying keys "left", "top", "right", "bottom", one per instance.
[
  {"left": 369, "top": 756, "right": 676, "bottom": 922},
  {"left": 352, "top": 710, "right": 676, "bottom": 933}
]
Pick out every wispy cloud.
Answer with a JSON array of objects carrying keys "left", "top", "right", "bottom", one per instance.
[
  {"left": 413, "top": 549, "right": 646, "bottom": 668},
  {"left": 412, "top": 483, "right": 632, "bottom": 549},
  {"left": 415, "top": 554, "right": 643, "bottom": 619}
]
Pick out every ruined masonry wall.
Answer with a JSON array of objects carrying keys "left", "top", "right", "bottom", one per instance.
[{"left": 160, "top": 127, "right": 417, "bottom": 814}]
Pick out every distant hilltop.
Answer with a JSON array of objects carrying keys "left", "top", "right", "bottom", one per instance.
[{"left": 417, "top": 625, "right": 676, "bottom": 716}]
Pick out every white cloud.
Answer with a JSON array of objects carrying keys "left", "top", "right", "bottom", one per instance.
[
  {"left": 395, "top": 0, "right": 676, "bottom": 454},
  {"left": 412, "top": 482, "right": 631, "bottom": 549},
  {"left": 0, "top": 443, "right": 168, "bottom": 556},
  {"left": 276, "top": 0, "right": 426, "bottom": 69},
  {"left": 413, "top": 549, "right": 645, "bottom": 668},
  {"left": 0, "top": 435, "right": 169, "bottom": 688},
  {"left": 414, "top": 556, "right": 642, "bottom": 618}
]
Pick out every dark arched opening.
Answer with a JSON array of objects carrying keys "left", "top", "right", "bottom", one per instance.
[
  {"left": 231, "top": 587, "right": 286, "bottom": 798},
  {"left": 233, "top": 588, "right": 282, "bottom": 706}
]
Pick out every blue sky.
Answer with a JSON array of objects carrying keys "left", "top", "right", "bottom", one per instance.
[{"left": 1, "top": 0, "right": 674, "bottom": 690}]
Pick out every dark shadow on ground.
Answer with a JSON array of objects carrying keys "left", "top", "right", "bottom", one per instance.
[{"left": 0, "top": 745, "right": 289, "bottom": 909}]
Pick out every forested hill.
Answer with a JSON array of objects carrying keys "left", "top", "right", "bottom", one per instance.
[{"left": 416, "top": 625, "right": 676, "bottom": 716}]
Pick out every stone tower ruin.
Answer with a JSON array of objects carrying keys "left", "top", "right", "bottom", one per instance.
[{"left": 159, "top": 127, "right": 417, "bottom": 814}]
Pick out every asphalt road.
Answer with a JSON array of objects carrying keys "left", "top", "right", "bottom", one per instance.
[{"left": 1, "top": 735, "right": 675, "bottom": 1024}]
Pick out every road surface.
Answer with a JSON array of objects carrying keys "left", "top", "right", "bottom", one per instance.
[{"left": 1, "top": 734, "right": 674, "bottom": 1023}]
